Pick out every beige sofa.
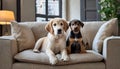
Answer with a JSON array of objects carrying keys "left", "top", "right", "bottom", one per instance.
[{"left": 0, "top": 19, "right": 120, "bottom": 69}]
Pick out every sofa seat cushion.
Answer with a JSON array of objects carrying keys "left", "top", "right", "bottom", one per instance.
[{"left": 14, "top": 49, "right": 103, "bottom": 65}]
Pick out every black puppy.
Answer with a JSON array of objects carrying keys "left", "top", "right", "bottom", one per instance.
[{"left": 66, "top": 19, "right": 86, "bottom": 54}]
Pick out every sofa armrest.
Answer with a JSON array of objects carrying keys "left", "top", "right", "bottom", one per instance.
[
  {"left": 0, "top": 36, "right": 18, "bottom": 69},
  {"left": 103, "top": 36, "right": 120, "bottom": 69}
]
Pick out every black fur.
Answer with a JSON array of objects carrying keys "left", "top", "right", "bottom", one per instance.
[
  {"left": 71, "top": 41, "right": 81, "bottom": 53},
  {"left": 66, "top": 19, "right": 85, "bottom": 53},
  {"left": 70, "top": 31, "right": 82, "bottom": 38},
  {"left": 66, "top": 38, "right": 70, "bottom": 47},
  {"left": 66, "top": 31, "right": 82, "bottom": 47},
  {"left": 69, "top": 19, "right": 84, "bottom": 27},
  {"left": 66, "top": 31, "right": 83, "bottom": 53}
]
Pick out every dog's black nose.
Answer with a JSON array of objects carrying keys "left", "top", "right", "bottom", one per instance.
[
  {"left": 75, "top": 27, "right": 78, "bottom": 30},
  {"left": 58, "top": 29, "right": 62, "bottom": 34}
]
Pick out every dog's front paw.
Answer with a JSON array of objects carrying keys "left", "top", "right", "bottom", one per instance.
[
  {"left": 49, "top": 57, "right": 58, "bottom": 65},
  {"left": 33, "top": 49, "right": 40, "bottom": 53},
  {"left": 61, "top": 55, "right": 70, "bottom": 62}
]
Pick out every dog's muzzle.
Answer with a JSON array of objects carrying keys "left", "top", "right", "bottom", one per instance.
[
  {"left": 57, "top": 29, "right": 62, "bottom": 34},
  {"left": 74, "top": 27, "right": 79, "bottom": 32}
]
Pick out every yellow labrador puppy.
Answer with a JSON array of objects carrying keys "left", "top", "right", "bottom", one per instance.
[{"left": 33, "top": 18, "right": 69, "bottom": 65}]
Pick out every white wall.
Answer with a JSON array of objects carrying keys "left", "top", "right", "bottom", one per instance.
[
  {"left": 62, "top": 0, "right": 67, "bottom": 19},
  {"left": 66, "top": 0, "right": 80, "bottom": 21}
]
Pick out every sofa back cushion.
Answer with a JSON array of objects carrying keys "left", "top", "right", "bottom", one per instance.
[
  {"left": 11, "top": 21, "right": 36, "bottom": 52},
  {"left": 81, "top": 20, "right": 118, "bottom": 50},
  {"left": 92, "top": 18, "right": 118, "bottom": 53},
  {"left": 13, "top": 20, "right": 118, "bottom": 50},
  {"left": 17, "top": 22, "right": 48, "bottom": 42},
  {"left": 81, "top": 21, "right": 107, "bottom": 49}
]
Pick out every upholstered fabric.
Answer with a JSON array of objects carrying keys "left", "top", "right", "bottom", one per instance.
[
  {"left": 81, "top": 21, "right": 106, "bottom": 49},
  {"left": 103, "top": 36, "right": 120, "bottom": 69},
  {"left": 1, "top": 20, "right": 120, "bottom": 69},
  {"left": 13, "top": 62, "right": 105, "bottom": 69},
  {"left": 0, "top": 36, "right": 18, "bottom": 56},
  {"left": 13, "top": 21, "right": 109, "bottom": 50},
  {"left": 11, "top": 21, "right": 35, "bottom": 52},
  {"left": 92, "top": 18, "right": 118, "bottom": 53},
  {"left": 17, "top": 22, "right": 48, "bottom": 41},
  {"left": 14, "top": 50, "right": 103, "bottom": 65},
  {"left": 15, "top": 21, "right": 106, "bottom": 50},
  {"left": 0, "top": 36, "right": 18, "bottom": 69}
]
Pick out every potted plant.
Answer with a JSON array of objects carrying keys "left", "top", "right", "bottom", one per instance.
[
  {"left": 99, "top": 0, "right": 120, "bottom": 22},
  {"left": 99, "top": 0, "right": 120, "bottom": 35}
]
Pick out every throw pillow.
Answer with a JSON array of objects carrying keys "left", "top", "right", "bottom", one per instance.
[
  {"left": 11, "top": 21, "right": 35, "bottom": 52},
  {"left": 92, "top": 18, "right": 118, "bottom": 53}
]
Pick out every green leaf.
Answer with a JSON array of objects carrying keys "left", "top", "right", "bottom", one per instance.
[{"left": 99, "top": 0, "right": 120, "bottom": 21}]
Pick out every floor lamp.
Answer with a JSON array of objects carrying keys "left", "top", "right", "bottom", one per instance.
[{"left": 0, "top": 10, "right": 15, "bottom": 36}]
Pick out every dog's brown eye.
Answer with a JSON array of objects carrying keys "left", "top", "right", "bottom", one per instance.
[
  {"left": 60, "top": 23, "right": 63, "bottom": 26},
  {"left": 54, "top": 24, "right": 56, "bottom": 26}
]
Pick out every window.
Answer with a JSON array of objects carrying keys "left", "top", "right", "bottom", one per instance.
[
  {"left": 36, "top": 0, "right": 62, "bottom": 21},
  {"left": 80, "top": 0, "right": 100, "bottom": 21}
]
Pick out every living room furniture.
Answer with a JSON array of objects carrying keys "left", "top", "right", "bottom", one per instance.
[
  {"left": 0, "top": 10, "right": 15, "bottom": 36},
  {"left": 0, "top": 18, "right": 120, "bottom": 69}
]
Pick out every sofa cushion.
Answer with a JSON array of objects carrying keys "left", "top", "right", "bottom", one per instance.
[
  {"left": 11, "top": 21, "right": 35, "bottom": 52},
  {"left": 15, "top": 22, "right": 48, "bottom": 41},
  {"left": 81, "top": 21, "right": 105, "bottom": 49},
  {"left": 14, "top": 49, "right": 103, "bottom": 65},
  {"left": 92, "top": 18, "right": 118, "bottom": 53}
]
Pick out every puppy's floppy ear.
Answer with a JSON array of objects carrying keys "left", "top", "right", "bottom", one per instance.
[
  {"left": 69, "top": 21, "right": 72, "bottom": 26},
  {"left": 63, "top": 19, "right": 69, "bottom": 32},
  {"left": 45, "top": 19, "right": 54, "bottom": 34},
  {"left": 79, "top": 21, "right": 84, "bottom": 27}
]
